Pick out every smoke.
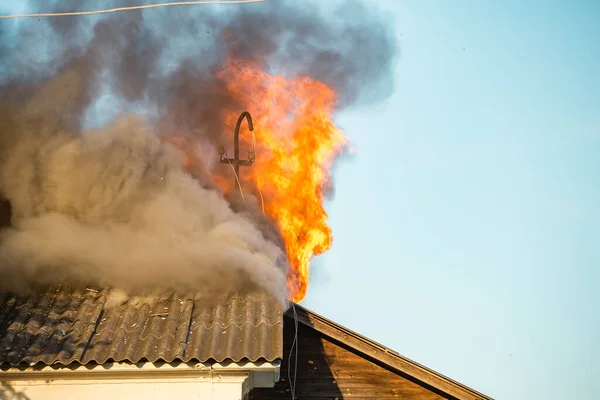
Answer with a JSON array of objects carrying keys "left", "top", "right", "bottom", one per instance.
[
  {"left": 0, "top": 0, "right": 397, "bottom": 300},
  {"left": 0, "top": 69, "right": 288, "bottom": 302},
  {"left": 1, "top": 0, "right": 397, "bottom": 131}
]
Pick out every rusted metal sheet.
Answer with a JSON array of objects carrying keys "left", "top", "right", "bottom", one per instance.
[{"left": 0, "top": 286, "right": 283, "bottom": 366}]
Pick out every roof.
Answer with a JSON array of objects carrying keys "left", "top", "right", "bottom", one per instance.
[
  {"left": 286, "top": 304, "right": 493, "bottom": 400},
  {"left": 0, "top": 286, "right": 283, "bottom": 367},
  {"left": 0, "top": 283, "right": 492, "bottom": 399}
]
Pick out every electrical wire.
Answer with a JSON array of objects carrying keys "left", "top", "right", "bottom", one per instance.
[
  {"left": 223, "top": 151, "right": 246, "bottom": 203},
  {"left": 287, "top": 302, "right": 299, "bottom": 399},
  {"left": 0, "top": 0, "right": 266, "bottom": 19},
  {"left": 223, "top": 127, "right": 257, "bottom": 204},
  {"left": 257, "top": 176, "right": 267, "bottom": 220},
  {"left": 250, "top": 130, "right": 269, "bottom": 220}
]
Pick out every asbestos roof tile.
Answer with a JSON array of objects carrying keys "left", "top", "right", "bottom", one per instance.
[{"left": 0, "top": 287, "right": 283, "bottom": 367}]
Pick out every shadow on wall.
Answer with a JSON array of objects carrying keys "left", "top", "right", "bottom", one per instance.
[
  {"left": 248, "top": 311, "right": 343, "bottom": 399},
  {"left": 0, "top": 382, "right": 31, "bottom": 400}
]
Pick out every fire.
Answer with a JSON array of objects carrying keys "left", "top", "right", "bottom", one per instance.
[{"left": 174, "top": 59, "right": 348, "bottom": 302}]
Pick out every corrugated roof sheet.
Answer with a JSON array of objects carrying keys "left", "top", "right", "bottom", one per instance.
[{"left": 0, "top": 286, "right": 283, "bottom": 367}]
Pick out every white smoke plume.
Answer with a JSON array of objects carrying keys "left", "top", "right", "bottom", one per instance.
[{"left": 0, "top": 68, "right": 288, "bottom": 304}]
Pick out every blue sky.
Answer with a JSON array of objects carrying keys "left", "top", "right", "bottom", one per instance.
[
  {"left": 1, "top": 1, "right": 598, "bottom": 399},
  {"left": 304, "top": 1, "right": 600, "bottom": 399}
]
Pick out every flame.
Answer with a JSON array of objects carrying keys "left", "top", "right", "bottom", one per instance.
[{"left": 173, "top": 59, "right": 348, "bottom": 302}]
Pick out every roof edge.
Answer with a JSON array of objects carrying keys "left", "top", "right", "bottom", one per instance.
[
  {"left": 0, "top": 360, "right": 281, "bottom": 379},
  {"left": 0, "top": 355, "right": 283, "bottom": 369},
  {"left": 286, "top": 304, "right": 493, "bottom": 400}
]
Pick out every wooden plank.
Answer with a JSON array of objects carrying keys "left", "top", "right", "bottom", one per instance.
[
  {"left": 285, "top": 307, "right": 492, "bottom": 400},
  {"left": 250, "top": 321, "right": 448, "bottom": 400}
]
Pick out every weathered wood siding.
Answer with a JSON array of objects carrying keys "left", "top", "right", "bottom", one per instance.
[{"left": 249, "top": 316, "right": 448, "bottom": 399}]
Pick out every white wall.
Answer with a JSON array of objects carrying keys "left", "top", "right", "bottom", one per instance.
[
  {"left": 0, "top": 361, "right": 279, "bottom": 400},
  {"left": 3, "top": 375, "right": 248, "bottom": 400}
]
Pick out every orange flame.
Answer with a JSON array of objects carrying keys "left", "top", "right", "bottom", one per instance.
[{"left": 174, "top": 59, "right": 348, "bottom": 302}]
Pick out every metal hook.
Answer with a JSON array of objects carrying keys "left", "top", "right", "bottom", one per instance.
[{"left": 220, "top": 111, "right": 255, "bottom": 189}]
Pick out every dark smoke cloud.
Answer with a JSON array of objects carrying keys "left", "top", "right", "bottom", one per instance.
[
  {"left": 0, "top": 0, "right": 397, "bottom": 299},
  {"left": 1, "top": 0, "right": 397, "bottom": 128}
]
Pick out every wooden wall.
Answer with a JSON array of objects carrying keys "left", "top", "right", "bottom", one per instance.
[{"left": 249, "top": 315, "right": 449, "bottom": 399}]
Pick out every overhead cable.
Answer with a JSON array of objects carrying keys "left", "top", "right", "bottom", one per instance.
[{"left": 0, "top": 0, "right": 265, "bottom": 19}]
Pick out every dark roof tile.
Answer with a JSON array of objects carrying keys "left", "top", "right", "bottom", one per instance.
[{"left": 0, "top": 287, "right": 283, "bottom": 366}]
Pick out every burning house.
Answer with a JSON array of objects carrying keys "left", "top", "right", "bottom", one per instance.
[
  {"left": 0, "top": 274, "right": 493, "bottom": 400},
  {"left": 0, "top": 1, "right": 492, "bottom": 399}
]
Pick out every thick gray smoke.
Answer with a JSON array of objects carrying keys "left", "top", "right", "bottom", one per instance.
[
  {"left": 0, "top": 0, "right": 397, "bottom": 300},
  {"left": 1, "top": 0, "right": 397, "bottom": 134},
  {"left": 0, "top": 69, "right": 288, "bottom": 302}
]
